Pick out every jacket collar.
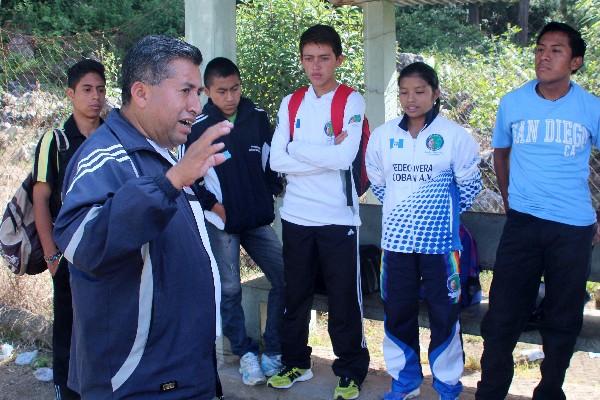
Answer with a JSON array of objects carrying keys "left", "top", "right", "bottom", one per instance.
[
  {"left": 63, "top": 114, "right": 104, "bottom": 139},
  {"left": 103, "top": 109, "right": 157, "bottom": 154},
  {"left": 202, "top": 97, "right": 256, "bottom": 122},
  {"left": 398, "top": 106, "right": 439, "bottom": 133}
]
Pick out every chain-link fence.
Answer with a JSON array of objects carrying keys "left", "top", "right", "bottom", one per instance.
[{"left": 2, "top": 26, "right": 600, "bottom": 216}]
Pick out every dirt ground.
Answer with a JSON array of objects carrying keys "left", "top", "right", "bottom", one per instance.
[
  {"left": 1, "top": 321, "right": 599, "bottom": 400},
  {"left": 0, "top": 345, "right": 53, "bottom": 400}
]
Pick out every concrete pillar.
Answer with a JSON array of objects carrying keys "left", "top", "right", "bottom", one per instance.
[
  {"left": 362, "top": 0, "right": 398, "bottom": 128},
  {"left": 185, "top": 0, "right": 237, "bottom": 66}
]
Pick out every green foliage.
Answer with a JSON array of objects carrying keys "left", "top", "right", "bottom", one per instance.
[
  {"left": 395, "top": 6, "right": 486, "bottom": 54},
  {"left": 437, "top": 28, "right": 534, "bottom": 135},
  {"left": 1, "top": 1, "right": 183, "bottom": 94},
  {"left": 1, "top": 0, "right": 184, "bottom": 45},
  {"left": 478, "top": 0, "right": 566, "bottom": 39},
  {"left": 575, "top": 0, "right": 600, "bottom": 91},
  {"left": 236, "top": 0, "right": 364, "bottom": 121},
  {"left": 31, "top": 354, "right": 51, "bottom": 369}
]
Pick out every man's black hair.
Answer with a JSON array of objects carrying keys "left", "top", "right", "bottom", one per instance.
[
  {"left": 120, "top": 35, "right": 203, "bottom": 105},
  {"left": 67, "top": 59, "right": 106, "bottom": 89},
  {"left": 204, "top": 57, "right": 241, "bottom": 87},
  {"left": 299, "top": 24, "right": 342, "bottom": 57},
  {"left": 537, "top": 22, "right": 586, "bottom": 73}
]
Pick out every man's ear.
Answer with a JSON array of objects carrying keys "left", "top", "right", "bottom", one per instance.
[
  {"left": 66, "top": 87, "right": 75, "bottom": 101},
  {"left": 204, "top": 87, "right": 211, "bottom": 97},
  {"left": 336, "top": 54, "right": 345, "bottom": 68},
  {"left": 571, "top": 56, "right": 583, "bottom": 73},
  {"left": 130, "top": 81, "right": 150, "bottom": 108}
]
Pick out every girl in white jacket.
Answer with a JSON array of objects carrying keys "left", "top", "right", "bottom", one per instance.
[{"left": 365, "top": 62, "right": 481, "bottom": 400}]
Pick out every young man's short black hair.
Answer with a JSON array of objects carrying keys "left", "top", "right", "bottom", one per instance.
[
  {"left": 203, "top": 57, "right": 241, "bottom": 87},
  {"left": 537, "top": 22, "right": 586, "bottom": 68},
  {"left": 67, "top": 59, "right": 106, "bottom": 89},
  {"left": 299, "top": 24, "right": 342, "bottom": 57}
]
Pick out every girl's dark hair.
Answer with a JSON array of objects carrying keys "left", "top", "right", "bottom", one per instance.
[{"left": 398, "top": 62, "right": 440, "bottom": 114}]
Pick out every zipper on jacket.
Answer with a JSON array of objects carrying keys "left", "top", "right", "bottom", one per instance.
[{"left": 409, "top": 135, "right": 418, "bottom": 251}]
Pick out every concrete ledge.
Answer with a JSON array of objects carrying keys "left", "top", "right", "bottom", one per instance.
[
  {"left": 273, "top": 204, "right": 600, "bottom": 281},
  {"left": 242, "top": 275, "right": 600, "bottom": 353}
]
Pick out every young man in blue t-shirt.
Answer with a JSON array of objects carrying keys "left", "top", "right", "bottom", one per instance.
[{"left": 476, "top": 22, "right": 600, "bottom": 400}]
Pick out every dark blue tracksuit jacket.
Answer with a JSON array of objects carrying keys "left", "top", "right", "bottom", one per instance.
[
  {"left": 53, "top": 109, "right": 217, "bottom": 399},
  {"left": 185, "top": 97, "right": 283, "bottom": 234}
]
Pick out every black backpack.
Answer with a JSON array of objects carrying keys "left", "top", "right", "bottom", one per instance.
[
  {"left": 314, "top": 244, "right": 382, "bottom": 296},
  {"left": 0, "top": 129, "right": 69, "bottom": 275}
]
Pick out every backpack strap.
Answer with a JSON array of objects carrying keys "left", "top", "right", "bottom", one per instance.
[
  {"left": 53, "top": 128, "right": 70, "bottom": 153},
  {"left": 331, "top": 84, "right": 355, "bottom": 136},
  {"left": 288, "top": 86, "right": 309, "bottom": 140}
]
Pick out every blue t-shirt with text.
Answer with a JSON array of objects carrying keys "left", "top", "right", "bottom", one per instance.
[{"left": 492, "top": 80, "right": 600, "bottom": 226}]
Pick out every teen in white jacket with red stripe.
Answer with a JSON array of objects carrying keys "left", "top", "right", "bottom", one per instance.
[
  {"left": 366, "top": 62, "right": 481, "bottom": 400},
  {"left": 267, "top": 24, "right": 369, "bottom": 400}
]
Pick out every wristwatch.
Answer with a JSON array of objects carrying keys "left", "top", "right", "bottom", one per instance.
[{"left": 44, "top": 251, "right": 63, "bottom": 263}]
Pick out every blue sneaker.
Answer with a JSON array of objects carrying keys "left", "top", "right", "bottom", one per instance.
[
  {"left": 261, "top": 353, "right": 283, "bottom": 377},
  {"left": 383, "top": 387, "right": 420, "bottom": 400}
]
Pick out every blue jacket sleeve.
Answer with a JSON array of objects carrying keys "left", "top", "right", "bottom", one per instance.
[{"left": 54, "top": 149, "right": 180, "bottom": 276}]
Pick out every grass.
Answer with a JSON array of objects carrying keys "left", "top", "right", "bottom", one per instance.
[
  {"left": 513, "top": 358, "right": 543, "bottom": 378},
  {"left": 0, "top": 267, "right": 53, "bottom": 319},
  {"left": 465, "top": 355, "right": 481, "bottom": 372}
]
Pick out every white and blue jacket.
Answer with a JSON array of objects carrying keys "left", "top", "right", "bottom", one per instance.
[
  {"left": 365, "top": 111, "right": 482, "bottom": 254},
  {"left": 53, "top": 109, "right": 220, "bottom": 399}
]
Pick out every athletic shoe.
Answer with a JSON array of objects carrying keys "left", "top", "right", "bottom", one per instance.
[
  {"left": 239, "top": 352, "right": 266, "bottom": 386},
  {"left": 383, "top": 387, "right": 420, "bottom": 400},
  {"left": 267, "top": 366, "right": 313, "bottom": 389},
  {"left": 261, "top": 353, "right": 283, "bottom": 377},
  {"left": 333, "top": 376, "right": 360, "bottom": 399}
]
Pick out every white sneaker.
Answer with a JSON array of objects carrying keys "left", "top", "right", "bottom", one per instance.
[
  {"left": 261, "top": 353, "right": 283, "bottom": 377},
  {"left": 383, "top": 387, "right": 420, "bottom": 400},
  {"left": 239, "top": 352, "right": 267, "bottom": 385}
]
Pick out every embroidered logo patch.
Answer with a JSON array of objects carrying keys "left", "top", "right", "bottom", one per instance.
[
  {"left": 324, "top": 121, "right": 334, "bottom": 137},
  {"left": 389, "top": 138, "right": 404, "bottom": 149},
  {"left": 426, "top": 134, "right": 444, "bottom": 152},
  {"left": 348, "top": 114, "right": 362, "bottom": 124},
  {"left": 446, "top": 273, "right": 461, "bottom": 303}
]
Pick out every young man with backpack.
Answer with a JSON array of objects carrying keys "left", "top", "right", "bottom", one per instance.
[
  {"left": 181, "top": 57, "right": 285, "bottom": 386},
  {"left": 268, "top": 24, "right": 370, "bottom": 400},
  {"left": 32, "top": 59, "right": 106, "bottom": 400}
]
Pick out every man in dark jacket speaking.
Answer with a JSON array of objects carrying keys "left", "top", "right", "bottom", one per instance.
[{"left": 53, "top": 35, "right": 232, "bottom": 399}]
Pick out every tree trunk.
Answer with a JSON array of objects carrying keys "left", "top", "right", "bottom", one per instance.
[
  {"left": 517, "top": 0, "right": 530, "bottom": 45},
  {"left": 560, "top": 0, "right": 569, "bottom": 24},
  {"left": 468, "top": 4, "right": 481, "bottom": 27}
]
